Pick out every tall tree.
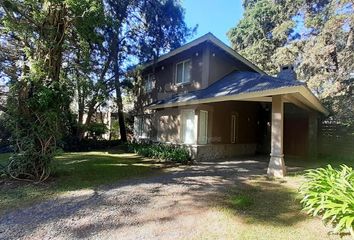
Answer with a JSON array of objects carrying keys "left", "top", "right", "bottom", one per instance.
[
  {"left": 105, "top": 0, "right": 193, "bottom": 142},
  {"left": 0, "top": 0, "right": 104, "bottom": 181},
  {"left": 228, "top": 0, "right": 353, "bottom": 124}
]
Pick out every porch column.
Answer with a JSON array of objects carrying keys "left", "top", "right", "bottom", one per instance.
[{"left": 267, "top": 95, "right": 286, "bottom": 177}]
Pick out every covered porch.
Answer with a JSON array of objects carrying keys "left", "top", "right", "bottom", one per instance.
[{"left": 147, "top": 72, "right": 328, "bottom": 177}]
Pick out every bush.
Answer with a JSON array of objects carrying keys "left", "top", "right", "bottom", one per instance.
[
  {"left": 86, "top": 122, "right": 108, "bottom": 139},
  {"left": 127, "top": 142, "right": 191, "bottom": 163},
  {"left": 62, "top": 139, "right": 122, "bottom": 152},
  {"left": 299, "top": 165, "right": 354, "bottom": 236}
]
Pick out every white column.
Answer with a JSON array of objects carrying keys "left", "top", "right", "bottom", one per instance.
[{"left": 267, "top": 95, "right": 286, "bottom": 177}]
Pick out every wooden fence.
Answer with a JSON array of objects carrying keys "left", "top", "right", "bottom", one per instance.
[{"left": 318, "top": 122, "right": 354, "bottom": 157}]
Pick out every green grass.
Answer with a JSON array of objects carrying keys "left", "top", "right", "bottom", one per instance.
[
  {"left": 200, "top": 175, "right": 351, "bottom": 240},
  {"left": 0, "top": 151, "right": 161, "bottom": 214}
]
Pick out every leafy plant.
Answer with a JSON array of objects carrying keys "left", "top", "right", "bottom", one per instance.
[
  {"left": 127, "top": 143, "right": 191, "bottom": 163},
  {"left": 86, "top": 122, "right": 108, "bottom": 139},
  {"left": 299, "top": 165, "right": 354, "bottom": 236}
]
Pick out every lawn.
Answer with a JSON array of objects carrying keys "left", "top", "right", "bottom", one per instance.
[
  {"left": 192, "top": 175, "right": 351, "bottom": 240},
  {"left": 0, "top": 151, "right": 162, "bottom": 214}
]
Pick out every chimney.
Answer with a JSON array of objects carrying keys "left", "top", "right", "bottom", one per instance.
[{"left": 277, "top": 64, "right": 297, "bottom": 81}]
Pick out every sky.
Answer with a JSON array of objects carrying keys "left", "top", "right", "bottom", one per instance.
[{"left": 182, "top": 0, "right": 244, "bottom": 46}]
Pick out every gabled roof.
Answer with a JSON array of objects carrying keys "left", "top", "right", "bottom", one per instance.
[
  {"left": 142, "top": 33, "right": 265, "bottom": 74},
  {"left": 148, "top": 71, "right": 328, "bottom": 115}
]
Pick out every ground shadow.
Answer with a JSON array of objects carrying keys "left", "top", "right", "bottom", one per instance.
[{"left": 0, "top": 155, "right": 315, "bottom": 239}]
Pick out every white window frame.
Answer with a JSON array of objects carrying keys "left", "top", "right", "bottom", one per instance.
[
  {"left": 180, "top": 109, "right": 195, "bottom": 144},
  {"left": 175, "top": 59, "right": 191, "bottom": 85},
  {"left": 231, "top": 113, "right": 239, "bottom": 143},
  {"left": 144, "top": 73, "right": 154, "bottom": 93},
  {"left": 198, "top": 110, "right": 208, "bottom": 145}
]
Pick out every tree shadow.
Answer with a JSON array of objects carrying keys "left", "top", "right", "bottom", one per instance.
[
  {"left": 217, "top": 178, "right": 307, "bottom": 227},
  {"left": 0, "top": 156, "right": 312, "bottom": 239}
]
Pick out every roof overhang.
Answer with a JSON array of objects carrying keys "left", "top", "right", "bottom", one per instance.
[
  {"left": 147, "top": 85, "right": 329, "bottom": 115},
  {"left": 142, "top": 33, "right": 265, "bottom": 75}
]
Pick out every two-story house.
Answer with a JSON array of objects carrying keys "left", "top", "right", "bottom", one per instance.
[{"left": 134, "top": 33, "right": 328, "bottom": 177}]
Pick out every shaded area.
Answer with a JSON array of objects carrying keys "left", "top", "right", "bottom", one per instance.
[
  {"left": 221, "top": 178, "right": 306, "bottom": 226},
  {"left": 0, "top": 152, "right": 161, "bottom": 214},
  {"left": 0, "top": 156, "right": 348, "bottom": 239}
]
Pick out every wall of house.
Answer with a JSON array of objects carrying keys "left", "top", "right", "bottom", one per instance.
[
  {"left": 142, "top": 42, "right": 257, "bottom": 105},
  {"left": 152, "top": 107, "right": 182, "bottom": 143},
  {"left": 143, "top": 43, "right": 207, "bottom": 104},
  {"left": 205, "top": 101, "right": 262, "bottom": 144},
  {"left": 208, "top": 45, "right": 249, "bottom": 86}
]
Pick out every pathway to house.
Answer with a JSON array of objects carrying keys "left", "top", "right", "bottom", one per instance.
[{"left": 0, "top": 158, "right": 342, "bottom": 240}]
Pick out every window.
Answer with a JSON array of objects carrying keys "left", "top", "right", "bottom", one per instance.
[
  {"left": 176, "top": 59, "right": 191, "bottom": 84},
  {"left": 144, "top": 73, "right": 154, "bottom": 93},
  {"left": 181, "top": 109, "right": 195, "bottom": 144},
  {"left": 135, "top": 116, "right": 149, "bottom": 138},
  {"left": 231, "top": 114, "right": 239, "bottom": 143},
  {"left": 198, "top": 110, "right": 208, "bottom": 144}
]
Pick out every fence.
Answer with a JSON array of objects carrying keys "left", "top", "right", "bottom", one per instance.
[{"left": 318, "top": 122, "right": 354, "bottom": 157}]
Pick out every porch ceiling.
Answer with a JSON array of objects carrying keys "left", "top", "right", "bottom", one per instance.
[{"left": 147, "top": 71, "right": 328, "bottom": 115}]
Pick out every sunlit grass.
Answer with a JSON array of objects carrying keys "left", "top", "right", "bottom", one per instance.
[
  {"left": 0, "top": 151, "right": 161, "bottom": 214},
  {"left": 197, "top": 176, "right": 349, "bottom": 240}
]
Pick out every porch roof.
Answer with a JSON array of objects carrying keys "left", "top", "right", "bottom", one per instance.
[{"left": 147, "top": 71, "right": 328, "bottom": 115}]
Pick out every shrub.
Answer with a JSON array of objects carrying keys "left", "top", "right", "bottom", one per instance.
[
  {"left": 299, "top": 165, "right": 354, "bottom": 236},
  {"left": 127, "top": 142, "right": 191, "bottom": 163}
]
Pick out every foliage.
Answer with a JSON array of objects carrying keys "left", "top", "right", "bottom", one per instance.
[
  {"left": 0, "top": 0, "right": 192, "bottom": 182},
  {"left": 0, "top": 0, "right": 102, "bottom": 182},
  {"left": 127, "top": 142, "right": 191, "bottom": 163},
  {"left": 85, "top": 122, "right": 108, "bottom": 139},
  {"left": 228, "top": 0, "right": 354, "bottom": 124},
  {"left": 299, "top": 165, "right": 354, "bottom": 236}
]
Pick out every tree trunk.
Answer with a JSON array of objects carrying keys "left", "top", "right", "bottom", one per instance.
[
  {"left": 113, "top": 58, "right": 127, "bottom": 142},
  {"left": 111, "top": 36, "right": 127, "bottom": 141}
]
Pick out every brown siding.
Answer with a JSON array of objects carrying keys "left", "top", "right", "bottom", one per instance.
[
  {"left": 143, "top": 44, "right": 207, "bottom": 103},
  {"left": 206, "top": 101, "right": 261, "bottom": 144},
  {"left": 143, "top": 42, "right": 258, "bottom": 104},
  {"left": 208, "top": 47, "right": 238, "bottom": 86}
]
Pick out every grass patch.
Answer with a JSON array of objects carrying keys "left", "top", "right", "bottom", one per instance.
[
  {"left": 0, "top": 151, "right": 161, "bottom": 214},
  {"left": 228, "top": 193, "right": 254, "bottom": 210},
  {"left": 202, "top": 176, "right": 349, "bottom": 240}
]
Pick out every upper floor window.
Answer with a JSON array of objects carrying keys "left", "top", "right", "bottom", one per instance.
[
  {"left": 144, "top": 73, "right": 154, "bottom": 93},
  {"left": 176, "top": 59, "right": 191, "bottom": 84}
]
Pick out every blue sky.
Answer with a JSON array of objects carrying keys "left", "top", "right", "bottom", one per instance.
[{"left": 183, "top": 0, "right": 244, "bottom": 46}]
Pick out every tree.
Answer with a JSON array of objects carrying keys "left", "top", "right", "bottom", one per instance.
[
  {"left": 228, "top": 0, "right": 353, "bottom": 124},
  {"left": 104, "top": 0, "right": 193, "bottom": 142},
  {"left": 0, "top": 0, "right": 104, "bottom": 181}
]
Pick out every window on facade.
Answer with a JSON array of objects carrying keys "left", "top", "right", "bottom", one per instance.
[
  {"left": 176, "top": 59, "right": 191, "bottom": 84},
  {"left": 231, "top": 114, "right": 239, "bottom": 143},
  {"left": 181, "top": 109, "right": 195, "bottom": 144},
  {"left": 135, "top": 116, "right": 148, "bottom": 138},
  {"left": 144, "top": 73, "right": 154, "bottom": 93},
  {"left": 198, "top": 110, "right": 208, "bottom": 144}
]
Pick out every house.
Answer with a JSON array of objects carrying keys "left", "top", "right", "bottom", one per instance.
[{"left": 134, "top": 33, "right": 328, "bottom": 177}]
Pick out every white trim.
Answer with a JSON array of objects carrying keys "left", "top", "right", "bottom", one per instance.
[
  {"left": 175, "top": 59, "right": 191, "bottom": 84},
  {"left": 198, "top": 110, "right": 208, "bottom": 145},
  {"left": 142, "top": 33, "right": 265, "bottom": 75},
  {"left": 180, "top": 109, "right": 196, "bottom": 144}
]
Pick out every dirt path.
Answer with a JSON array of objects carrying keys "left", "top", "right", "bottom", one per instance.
[{"left": 0, "top": 159, "right": 269, "bottom": 240}]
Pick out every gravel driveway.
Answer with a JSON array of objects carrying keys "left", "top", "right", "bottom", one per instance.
[{"left": 0, "top": 159, "right": 268, "bottom": 240}]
